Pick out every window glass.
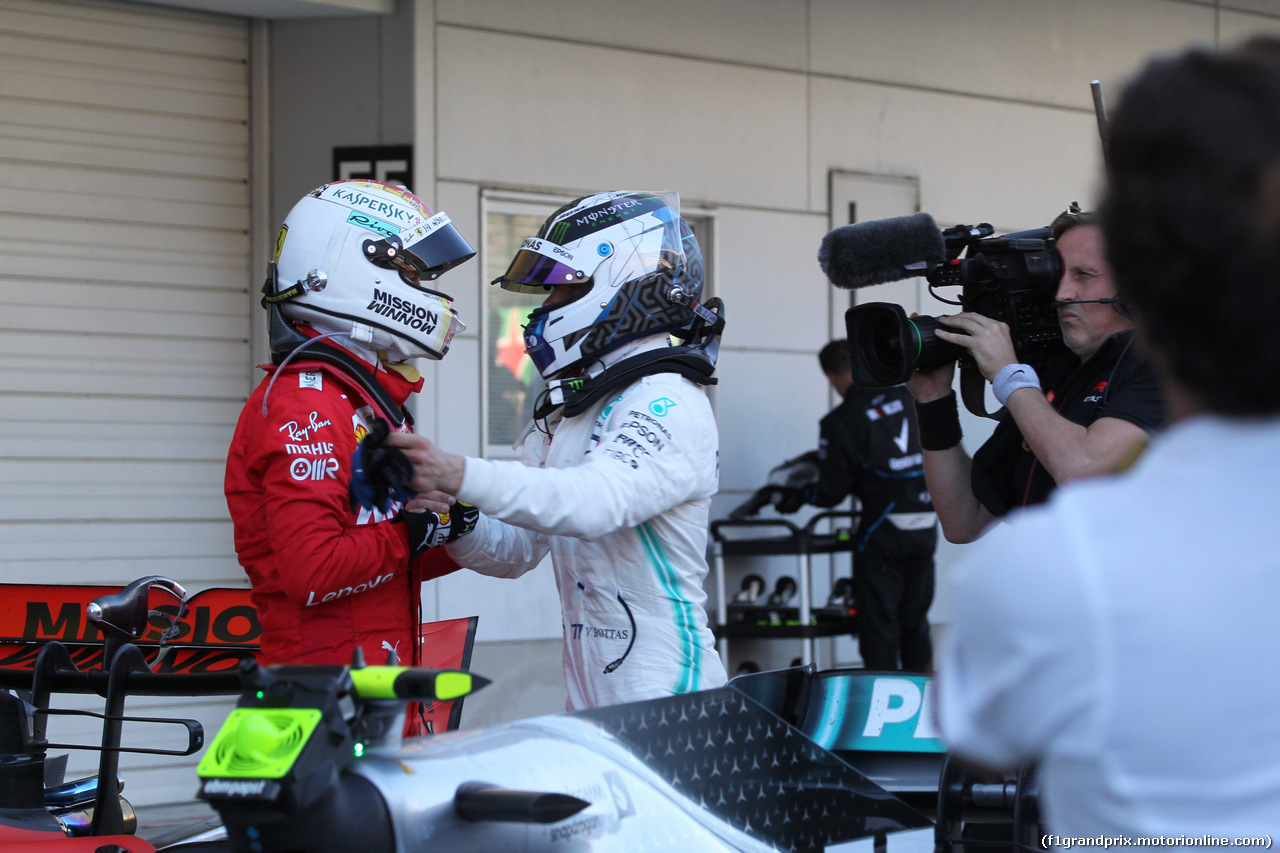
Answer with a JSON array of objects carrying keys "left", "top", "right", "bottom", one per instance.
[{"left": 485, "top": 210, "right": 549, "bottom": 451}]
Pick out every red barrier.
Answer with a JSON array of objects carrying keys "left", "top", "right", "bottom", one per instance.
[{"left": 0, "top": 584, "right": 478, "bottom": 731}]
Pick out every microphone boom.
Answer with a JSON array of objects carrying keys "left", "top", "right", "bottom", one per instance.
[{"left": 819, "top": 213, "right": 945, "bottom": 290}]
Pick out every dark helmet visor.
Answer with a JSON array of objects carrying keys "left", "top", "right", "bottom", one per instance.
[{"left": 400, "top": 214, "right": 476, "bottom": 279}]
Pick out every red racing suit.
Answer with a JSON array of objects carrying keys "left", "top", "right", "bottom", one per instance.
[{"left": 225, "top": 346, "right": 459, "bottom": 666}]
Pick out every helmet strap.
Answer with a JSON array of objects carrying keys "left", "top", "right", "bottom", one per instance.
[{"left": 262, "top": 266, "right": 329, "bottom": 305}]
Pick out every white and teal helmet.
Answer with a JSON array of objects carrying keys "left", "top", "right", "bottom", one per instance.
[
  {"left": 492, "top": 191, "right": 705, "bottom": 379},
  {"left": 265, "top": 180, "right": 474, "bottom": 361}
]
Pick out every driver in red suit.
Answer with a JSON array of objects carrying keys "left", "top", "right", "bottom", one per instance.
[{"left": 225, "top": 180, "right": 477, "bottom": 670}]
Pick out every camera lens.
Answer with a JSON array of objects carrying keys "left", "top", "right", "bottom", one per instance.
[
  {"left": 911, "top": 315, "right": 965, "bottom": 372},
  {"left": 845, "top": 302, "right": 915, "bottom": 386},
  {"left": 869, "top": 313, "right": 905, "bottom": 367},
  {"left": 845, "top": 302, "right": 964, "bottom": 387}
]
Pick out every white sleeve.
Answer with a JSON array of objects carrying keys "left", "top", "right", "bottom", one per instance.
[
  {"left": 937, "top": 498, "right": 1101, "bottom": 769},
  {"left": 456, "top": 377, "right": 716, "bottom": 540},
  {"left": 445, "top": 513, "right": 546, "bottom": 579}
]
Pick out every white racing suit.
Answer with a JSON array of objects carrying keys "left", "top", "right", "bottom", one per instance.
[{"left": 448, "top": 339, "right": 728, "bottom": 710}]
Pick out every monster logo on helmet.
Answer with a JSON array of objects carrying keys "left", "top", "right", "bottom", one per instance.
[
  {"left": 265, "top": 180, "right": 475, "bottom": 362},
  {"left": 492, "top": 191, "right": 705, "bottom": 380}
]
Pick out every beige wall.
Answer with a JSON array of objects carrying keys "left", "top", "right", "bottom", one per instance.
[
  {"left": 407, "top": 0, "right": 1263, "bottom": 659},
  {"left": 10, "top": 0, "right": 1277, "bottom": 808},
  {"left": 207, "top": 0, "right": 1280, "bottom": 717}
]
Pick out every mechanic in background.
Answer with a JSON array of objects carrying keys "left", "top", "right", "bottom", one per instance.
[
  {"left": 939, "top": 37, "right": 1280, "bottom": 837},
  {"left": 809, "top": 340, "right": 937, "bottom": 672}
]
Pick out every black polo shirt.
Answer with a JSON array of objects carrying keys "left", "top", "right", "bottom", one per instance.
[{"left": 971, "top": 330, "right": 1166, "bottom": 516}]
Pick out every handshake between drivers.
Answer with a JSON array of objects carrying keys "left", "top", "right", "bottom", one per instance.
[
  {"left": 383, "top": 432, "right": 466, "bottom": 504},
  {"left": 348, "top": 419, "right": 467, "bottom": 515}
]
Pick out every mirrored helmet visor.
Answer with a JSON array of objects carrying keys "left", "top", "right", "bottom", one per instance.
[
  {"left": 493, "top": 250, "right": 589, "bottom": 293},
  {"left": 492, "top": 237, "right": 612, "bottom": 293}
]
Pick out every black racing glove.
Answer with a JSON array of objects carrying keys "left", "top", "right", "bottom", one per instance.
[
  {"left": 399, "top": 502, "right": 480, "bottom": 559},
  {"left": 349, "top": 418, "right": 416, "bottom": 514}
]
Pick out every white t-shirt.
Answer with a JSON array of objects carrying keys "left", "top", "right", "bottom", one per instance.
[{"left": 938, "top": 415, "right": 1280, "bottom": 842}]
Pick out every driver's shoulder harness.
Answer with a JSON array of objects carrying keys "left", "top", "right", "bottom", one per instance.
[
  {"left": 536, "top": 346, "right": 718, "bottom": 422},
  {"left": 272, "top": 341, "right": 410, "bottom": 428},
  {"left": 537, "top": 297, "right": 726, "bottom": 422}
]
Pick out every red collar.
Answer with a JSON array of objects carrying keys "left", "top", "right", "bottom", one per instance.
[{"left": 260, "top": 345, "right": 424, "bottom": 408}]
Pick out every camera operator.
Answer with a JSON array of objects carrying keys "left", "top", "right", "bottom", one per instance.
[
  {"left": 905, "top": 210, "right": 1165, "bottom": 542},
  {"left": 938, "top": 37, "right": 1280, "bottom": 837}
]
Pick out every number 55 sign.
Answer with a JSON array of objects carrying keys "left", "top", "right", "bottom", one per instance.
[{"left": 333, "top": 144, "right": 413, "bottom": 189}]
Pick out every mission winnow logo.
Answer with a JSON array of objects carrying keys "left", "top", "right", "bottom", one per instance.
[{"left": 366, "top": 289, "right": 438, "bottom": 333}]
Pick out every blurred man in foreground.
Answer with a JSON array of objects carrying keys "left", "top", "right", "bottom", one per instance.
[{"left": 939, "top": 38, "right": 1280, "bottom": 837}]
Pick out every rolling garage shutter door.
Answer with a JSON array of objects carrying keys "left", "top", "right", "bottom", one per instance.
[{"left": 0, "top": 0, "right": 251, "bottom": 805}]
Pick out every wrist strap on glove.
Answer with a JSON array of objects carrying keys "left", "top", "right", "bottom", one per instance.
[
  {"left": 400, "top": 502, "right": 480, "bottom": 559},
  {"left": 449, "top": 503, "right": 479, "bottom": 542}
]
